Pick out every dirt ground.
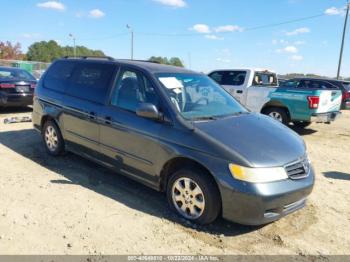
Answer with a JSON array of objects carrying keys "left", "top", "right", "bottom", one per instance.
[{"left": 0, "top": 107, "right": 349, "bottom": 255}]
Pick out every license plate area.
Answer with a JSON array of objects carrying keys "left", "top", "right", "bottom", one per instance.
[{"left": 15, "top": 85, "right": 30, "bottom": 92}]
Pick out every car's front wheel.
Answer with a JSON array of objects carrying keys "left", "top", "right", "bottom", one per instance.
[
  {"left": 42, "top": 120, "right": 65, "bottom": 156},
  {"left": 167, "top": 168, "right": 221, "bottom": 225}
]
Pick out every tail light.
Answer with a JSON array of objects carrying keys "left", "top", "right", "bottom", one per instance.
[
  {"left": 307, "top": 96, "right": 319, "bottom": 109},
  {"left": 31, "top": 84, "right": 37, "bottom": 89},
  {"left": 0, "top": 83, "right": 16, "bottom": 88},
  {"left": 343, "top": 91, "right": 350, "bottom": 101}
]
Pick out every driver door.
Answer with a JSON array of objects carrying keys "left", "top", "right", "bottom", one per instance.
[{"left": 99, "top": 67, "right": 167, "bottom": 187}]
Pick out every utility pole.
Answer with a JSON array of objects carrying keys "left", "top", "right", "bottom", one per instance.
[
  {"left": 69, "top": 33, "right": 77, "bottom": 57},
  {"left": 126, "top": 24, "right": 134, "bottom": 60},
  {"left": 337, "top": 2, "right": 349, "bottom": 79}
]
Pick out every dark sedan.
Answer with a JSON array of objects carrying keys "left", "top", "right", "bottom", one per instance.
[{"left": 0, "top": 66, "right": 37, "bottom": 107}]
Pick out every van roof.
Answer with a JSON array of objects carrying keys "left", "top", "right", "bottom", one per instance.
[
  {"left": 209, "top": 68, "right": 277, "bottom": 74},
  {"left": 57, "top": 56, "right": 197, "bottom": 74}
]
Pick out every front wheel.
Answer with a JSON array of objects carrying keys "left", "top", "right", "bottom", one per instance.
[
  {"left": 293, "top": 121, "right": 311, "bottom": 128},
  {"left": 167, "top": 168, "right": 221, "bottom": 225},
  {"left": 263, "top": 107, "right": 289, "bottom": 125}
]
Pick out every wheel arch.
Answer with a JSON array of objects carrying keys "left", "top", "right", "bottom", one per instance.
[
  {"left": 261, "top": 100, "right": 291, "bottom": 118},
  {"left": 159, "top": 157, "right": 219, "bottom": 193}
]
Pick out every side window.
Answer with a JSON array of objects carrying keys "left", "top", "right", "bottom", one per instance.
[
  {"left": 43, "top": 61, "right": 75, "bottom": 92},
  {"left": 66, "top": 62, "right": 115, "bottom": 104},
  {"left": 252, "top": 72, "right": 277, "bottom": 87},
  {"left": 284, "top": 80, "right": 299, "bottom": 88},
  {"left": 209, "top": 72, "right": 224, "bottom": 84},
  {"left": 111, "top": 69, "right": 160, "bottom": 112}
]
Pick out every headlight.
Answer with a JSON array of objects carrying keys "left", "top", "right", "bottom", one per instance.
[{"left": 229, "top": 164, "right": 288, "bottom": 183}]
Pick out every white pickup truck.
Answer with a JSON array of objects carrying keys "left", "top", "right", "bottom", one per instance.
[{"left": 208, "top": 68, "right": 342, "bottom": 128}]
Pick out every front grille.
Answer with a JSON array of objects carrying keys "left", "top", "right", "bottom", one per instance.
[{"left": 285, "top": 157, "right": 310, "bottom": 180}]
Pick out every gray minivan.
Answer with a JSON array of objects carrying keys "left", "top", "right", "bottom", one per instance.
[{"left": 33, "top": 57, "right": 314, "bottom": 225}]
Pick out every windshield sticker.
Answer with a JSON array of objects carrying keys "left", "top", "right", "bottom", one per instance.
[{"left": 159, "top": 77, "right": 184, "bottom": 89}]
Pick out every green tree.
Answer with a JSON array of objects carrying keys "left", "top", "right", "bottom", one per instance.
[
  {"left": 148, "top": 56, "right": 184, "bottom": 67},
  {"left": 26, "top": 40, "right": 105, "bottom": 62},
  {"left": 0, "top": 41, "right": 24, "bottom": 60},
  {"left": 26, "top": 40, "right": 62, "bottom": 62}
]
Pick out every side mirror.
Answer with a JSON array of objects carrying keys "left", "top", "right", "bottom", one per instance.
[{"left": 136, "top": 103, "right": 162, "bottom": 120}]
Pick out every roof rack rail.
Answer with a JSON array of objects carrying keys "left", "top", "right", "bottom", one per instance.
[
  {"left": 63, "top": 56, "right": 116, "bottom": 61},
  {"left": 117, "top": 59, "right": 160, "bottom": 64}
]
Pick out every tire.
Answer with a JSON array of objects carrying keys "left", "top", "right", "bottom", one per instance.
[
  {"left": 263, "top": 107, "right": 289, "bottom": 125},
  {"left": 42, "top": 120, "right": 65, "bottom": 156},
  {"left": 293, "top": 121, "right": 311, "bottom": 128},
  {"left": 167, "top": 168, "right": 221, "bottom": 225}
]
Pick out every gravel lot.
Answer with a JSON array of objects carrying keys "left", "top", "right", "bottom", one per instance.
[{"left": 0, "top": 107, "right": 349, "bottom": 255}]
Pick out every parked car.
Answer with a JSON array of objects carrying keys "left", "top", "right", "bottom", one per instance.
[
  {"left": 208, "top": 69, "right": 342, "bottom": 128},
  {"left": 0, "top": 66, "right": 37, "bottom": 107},
  {"left": 33, "top": 57, "right": 314, "bottom": 225},
  {"left": 281, "top": 78, "right": 350, "bottom": 110}
]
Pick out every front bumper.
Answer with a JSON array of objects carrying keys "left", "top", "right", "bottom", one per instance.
[
  {"left": 0, "top": 93, "right": 33, "bottom": 106},
  {"left": 310, "top": 111, "right": 341, "bottom": 123},
  {"left": 218, "top": 167, "right": 315, "bottom": 226}
]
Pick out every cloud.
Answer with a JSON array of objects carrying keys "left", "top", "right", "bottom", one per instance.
[
  {"left": 37, "top": 1, "right": 65, "bottom": 11},
  {"left": 205, "top": 35, "right": 224, "bottom": 40},
  {"left": 89, "top": 9, "right": 105, "bottom": 18},
  {"left": 284, "top": 46, "right": 298, "bottom": 53},
  {"left": 22, "top": 33, "right": 42, "bottom": 39},
  {"left": 290, "top": 55, "right": 303, "bottom": 61},
  {"left": 153, "top": 0, "right": 186, "bottom": 8},
  {"left": 285, "top": 27, "right": 310, "bottom": 36},
  {"left": 325, "top": 7, "right": 345, "bottom": 16},
  {"left": 216, "top": 58, "right": 231, "bottom": 63},
  {"left": 190, "top": 24, "right": 211, "bottom": 33},
  {"left": 277, "top": 45, "right": 298, "bottom": 54},
  {"left": 214, "top": 25, "right": 243, "bottom": 33}
]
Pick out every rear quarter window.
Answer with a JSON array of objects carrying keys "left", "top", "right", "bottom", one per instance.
[
  {"left": 65, "top": 62, "right": 116, "bottom": 104},
  {"left": 43, "top": 61, "right": 75, "bottom": 92}
]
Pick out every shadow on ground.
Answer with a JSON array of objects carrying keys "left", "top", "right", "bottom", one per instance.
[
  {"left": 323, "top": 171, "right": 350, "bottom": 181},
  {"left": 289, "top": 126, "right": 317, "bottom": 136},
  {"left": 0, "top": 128, "right": 260, "bottom": 237},
  {"left": 0, "top": 106, "right": 32, "bottom": 115}
]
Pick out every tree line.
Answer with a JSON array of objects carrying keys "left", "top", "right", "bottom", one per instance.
[{"left": 0, "top": 40, "right": 184, "bottom": 67}]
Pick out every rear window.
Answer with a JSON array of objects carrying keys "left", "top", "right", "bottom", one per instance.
[
  {"left": 65, "top": 62, "right": 116, "bottom": 104},
  {"left": 342, "top": 82, "right": 350, "bottom": 90},
  {"left": 43, "top": 61, "right": 75, "bottom": 92},
  {"left": 209, "top": 71, "right": 247, "bottom": 86},
  {"left": 0, "top": 68, "right": 35, "bottom": 81},
  {"left": 252, "top": 72, "right": 278, "bottom": 87}
]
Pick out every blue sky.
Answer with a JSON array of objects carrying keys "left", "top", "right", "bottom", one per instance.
[{"left": 1, "top": 0, "right": 349, "bottom": 77}]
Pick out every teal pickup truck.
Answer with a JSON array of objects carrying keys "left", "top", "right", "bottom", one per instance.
[{"left": 209, "top": 69, "right": 342, "bottom": 128}]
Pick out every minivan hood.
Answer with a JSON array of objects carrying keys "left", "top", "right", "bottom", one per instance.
[{"left": 193, "top": 113, "right": 305, "bottom": 167}]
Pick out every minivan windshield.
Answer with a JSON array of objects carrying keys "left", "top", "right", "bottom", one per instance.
[{"left": 156, "top": 73, "right": 248, "bottom": 120}]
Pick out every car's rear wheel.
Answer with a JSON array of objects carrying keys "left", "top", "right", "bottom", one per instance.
[
  {"left": 293, "top": 121, "right": 311, "bottom": 128},
  {"left": 167, "top": 168, "right": 221, "bottom": 225},
  {"left": 264, "top": 107, "right": 289, "bottom": 125},
  {"left": 42, "top": 120, "right": 65, "bottom": 156}
]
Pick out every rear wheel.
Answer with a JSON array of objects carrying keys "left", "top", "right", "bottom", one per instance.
[
  {"left": 293, "top": 121, "right": 311, "bottom": 128},
  {"left": 167, "top": 168, "right": 221, "bottom": 225},
  {"left": 263, "top": 107, "right": 289, "bottom": 125},
  {"left": 42, "top": 120, "right": 65, "bottom": 156}
]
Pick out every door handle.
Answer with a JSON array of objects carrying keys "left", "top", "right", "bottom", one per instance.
[
  {"left": 104, "top": 116, "right": 112, "bottom": 125},
  {"left": 236, "top": 90, "right": 243, "bottom": 94},
  {"left": 89, "top": 112, "right": 96, "bottom": 120}
]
